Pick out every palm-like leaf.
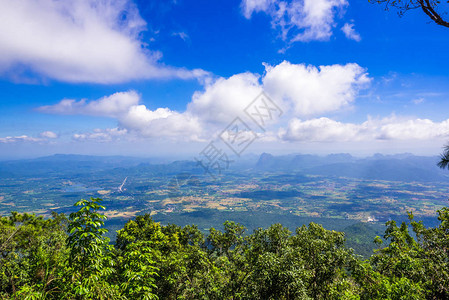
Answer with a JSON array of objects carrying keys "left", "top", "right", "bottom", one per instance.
[{"left": 437, "top": 145, "right": 449, "bottom": 169}]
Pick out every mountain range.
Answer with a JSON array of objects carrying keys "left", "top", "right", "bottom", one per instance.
[{"left": 0, "top": 153, "right": 447, "bottom": 182}]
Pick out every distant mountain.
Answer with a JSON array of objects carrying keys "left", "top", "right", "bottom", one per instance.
[
  {"left": 103, "top": 160, "right": 204, "bottom": 177},
  {"left": 0, "top": 154, "right": 241, "bottom": 178},
  {"left": 1, "top": 153, "right": 448, "bottom": 183},
  {"left": 256, "top": 153, "right": 355, "bottom": 171},
  {"left": 254, "top": 153, "right": 449, "bottom": 182},
  {"left": 0, "top": 154, "right": 149, "bottom": 177},
  {"left": 31, "top": 154, "right": 150, "bottom": 164}
]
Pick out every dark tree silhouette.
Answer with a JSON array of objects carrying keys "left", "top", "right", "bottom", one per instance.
[
  {"left": 437, "top": 144, "right": 449, "bottom": 169},
  {"left": 370, "top": 0, "right": 449, "bottom": 28}
]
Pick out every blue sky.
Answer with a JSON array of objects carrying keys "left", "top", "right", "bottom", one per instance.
[{"left": 1, "top": 0, "right": 449, "bottom": 159}]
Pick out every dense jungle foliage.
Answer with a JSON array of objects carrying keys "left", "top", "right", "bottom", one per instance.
[{"left": 1, "top": 197, "right": 449, "bottom": 299}]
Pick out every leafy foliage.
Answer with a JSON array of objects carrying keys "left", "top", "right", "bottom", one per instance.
[
  {"left": 0, "top": 211, "right": 68, "bottom": 298},
  {"left": 1, "top": 198, "right": 449, "bottom": 299},
  {"left": 64, "top": 197, "right": 120, "bottom": 299}
]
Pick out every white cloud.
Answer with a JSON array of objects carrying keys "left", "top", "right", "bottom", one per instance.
[
  {"left": 0, "top": 135, "right": 43, "bottom": 143},
  {"left": 241, "top": 0, "right": 348, "bottom": 42},
  {"left": 37, "top": 61, "right": 373, "bottom": 141},
  {"left": 377, "top": 118, "right": 449, "bottom": 140},
  {"left": 341, "top": 22, "right": 361, "bottom": 41},
  {"left": 187, "top": 73, "right": 263, "bottom": 124},
  {"left": 281, "top": 116, "right": 449, "bottom": 142},
  {"left": 263, "top": 61, "right": 370, "bottom": 116},
  {"left": 38, "top": 91, "right": 141, "bottom": 117},
  {"left": 242, "top": 0, "right": 272, "bottom": 18},
  {"left": 281, "top": 117, "right": 364, "bottom": 141},
  {"left": 187, "top": 61, "right": 370, "bottom": 127},
  {"left": 40, "top": 131, "right": 58, "bottom": 139},
  {"left": 120, "top": 106, "right": 203, "bottom": 140},
  {"left": 0, "top": 0, "right": 207, "bottom": 83},
  {"left": 40, "top": 73, "right": 262, "bottom": 141},
  {"left": 0, "top": 131, "right": 60, "bottom": 143},
  {"left": 34, "top": 59, "right": 449, "bottom": 147},
  {"left": 39, "top": 90, "right": 203, "bottom": 141},
  {"left": 73, "top": 128, "right": 128, "bottom": 142},
  {"left": 172, "top": 31, "right": 189, "bottom": 41}
]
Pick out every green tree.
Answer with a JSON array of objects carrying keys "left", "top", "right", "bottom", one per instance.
[
  {"left": 0, "top": 212, "right": 68, "bottom": 299},
  {"left": 349, "top": 220, "right": 426, "bottom": 299},
  {"left": 245, "top": 224, "right": 310, "bottom": 299},
  {"left": 116, "top": 214, "right": 223, "bottom": 299},
  {"left": 409, "top": 209, "right": 449, "bottom": 297},
  {"left": 2, "top": 196, "right": 449, "bottom": 299},
  {"left": 353, "top": 210, "right": 449, "bottom": 299},
  {"left": 64, "top": 197, "right": 120, "bottom": 299},
  {"left": 292, "top": 223, "right": 354, "bottom": 299},
  {"left": 206, "top": 221, "right": 251, "bottom": 299},
  {"left": 117, "top": 241, "right": 159, "bottom": 300}
]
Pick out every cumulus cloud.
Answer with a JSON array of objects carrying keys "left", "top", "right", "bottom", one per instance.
[
  {"left": 187, "top": 62, "right": 369, "bottom": 125},
  {"left": 241, "top": 0, "right": 348, "bottom": 42},
  {"left": 39, "top": 90, "right": 203, "bottom": 141},
  {"left": 37, "top": 61, "right": 373, "bottom": 141},
  {"left": 281, "top": 116, "right": 449, "bottom": 142},
  {"left": 34, "top": 58, "right": 449, "bottom": 146},
  {"left": 341, "top": 22, "right": 361, "bottom": 41},
  {"left": 40, "top": 131, "right": 58, "bottom": 139},
  {"left": 0, "top": 0, "right": 207, "bottom": 83},
  {"left": 120, "top": 106, "right": 202, "bottom": 140},
  {"left": 38, "top": 91, "right": 141, "bottom": 117},
  {"left": 40, "top": 73, "right": 262, "bottom": 141},
  {"left": 187, "top": 73, "right": 263, "bottom": 124},
  {"left": 377, "top": 118, "right": 449, "bottom": 140},
  {"left": 263, "top": 61, "right": 370, "bottom": 116},
  {"left": 281, "top": 117, "right": 363, "bottom": 141}
]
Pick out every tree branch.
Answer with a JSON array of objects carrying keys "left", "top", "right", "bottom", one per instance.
[
  {"left": 371, "top": 0, "right": 449, "bottom": 28},
  {"left": 420, "top": 0, "right": 449, "bottom": 28}
]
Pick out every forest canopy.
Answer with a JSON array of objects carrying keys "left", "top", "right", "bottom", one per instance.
[{"left": 1, "top": 197, "right": 449, "bottom": 299}]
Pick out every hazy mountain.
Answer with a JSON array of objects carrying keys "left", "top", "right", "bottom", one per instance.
[
  {"left": 255, "top": 153, "right": 448, "bottom": 182},
  {"left": 0, "top": 154, "right": 149, "bottom": 177},
  {"left": 1, "top": 153, "right": 448, "bottom": 183},
  {"left": 256, "top": 153, "right": 355, "bottom": 170}
]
